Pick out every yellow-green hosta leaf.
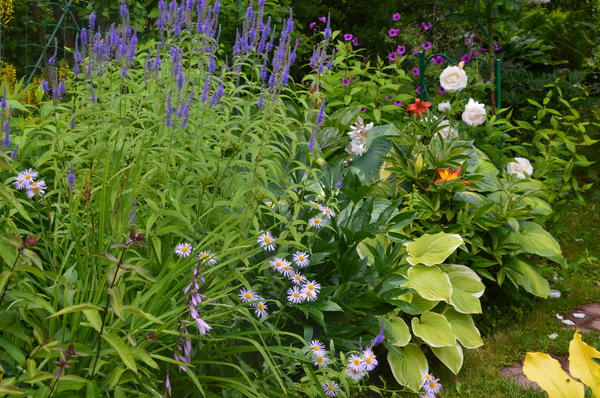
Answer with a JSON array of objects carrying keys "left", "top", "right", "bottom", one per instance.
[
  {"left": 387, "top": 344, "right": 428, "bottom": 392},
  {"left": 432, "top": 343, "right": 464, "bottom": 374},
  {"left": 523, "top": 352, "right": 584, "bottom": 398},
  {"left": 442, "top": 264, "right": 485, "bottom": 298},
  {"left": 444, "top": 309, "right": 483, "bottom": 349},
  {"left": 505, "top": 257, "right": 550, "bottom": 298},
  {"left": 449, "top": 287, "right": 482, "bottom": 314},
  {"left": 410, "top": 294, "right": 439, "bottom": 313},
  {"left": 385, "top": 317, "right": 411, "bottom": 347},
  {"left": 102, "top": 333, "right": 137, "bottom": 373},
  {"left": 569, "top": 331, "right": 600, "bottom": 396},
  {"left": 405, "top": 232, "right": 464, "bottom": 266},
  {"left": 405, "top": 265, "right": 452, "bottom": 302},
  {"left": 411, "top": 312, "right": 456, "bottom": 348}
]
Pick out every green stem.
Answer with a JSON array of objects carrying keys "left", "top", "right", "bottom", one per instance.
[{"left": 0, "top": 250, "right": 22, "bottom": 305}]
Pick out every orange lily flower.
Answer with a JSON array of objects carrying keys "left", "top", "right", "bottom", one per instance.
[
  {"left": 406, "top": 98, "right": 432, "bottom": 118},
  {"left": 435, "top": 167, "right": 470, "bottom": 184}
]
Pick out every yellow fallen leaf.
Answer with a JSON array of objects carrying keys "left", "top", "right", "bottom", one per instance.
[
  {"left": 569, "top": 331, "right": 600, "bottom": 397},
  {"left": 523, "top": 352, "right": 584, "bottom": 398}
]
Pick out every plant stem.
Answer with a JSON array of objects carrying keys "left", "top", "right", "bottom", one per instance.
[
  {"left": 89, "top": 247, "right": 127, "bottom": 376},
  {"left": 0, "top": 250, "right": 22, "bottom": 305}
]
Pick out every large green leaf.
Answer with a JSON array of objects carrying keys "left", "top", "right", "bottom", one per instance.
[
  {"left": 48, "top": 304, "right": 103, "bottom": 318},
  {"left": 441, "top": 264, "right": 484, "bottom": 314},
  {"left": 505, "top": 257, "right": 550, "bottom": 298},
  {"left": 432, "top": 343, "right": 464, "bottom": 374},
  {"left": 411, "top": 312, "right": 456, "bottom": 347},
  {"left": 102, "top": 333, "right": 137, "bottom": 373},
  {"left": 444, "top": 309, "right": 483, "bottom": 349},
  {"left": 405, "top": 232, "right": 464, "bottom": 266},
  {"left": 405, "top": 265, "right": 452, "bottom": 302},
  {"left": 385, "top": 317, "right": 411, "bottom": 347},
  {"left": 387, "top": 344, "right": 428, "bottom": 392},
  {"left": 505, "top": 221, "right": 562, "bottom": 263}
]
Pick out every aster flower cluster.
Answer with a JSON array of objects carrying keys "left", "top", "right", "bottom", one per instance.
[
  {"left": 13, "top": 169, "right": 46, "bottom": 199},
  {"left": 238, "top": 287, "right": 268, "bottom": 318},
  {"left": 420, "top": 374, "right": 442, "bottom": 397},
  {"left": 346, "top": 347, "right": 378, "bottom": 381}
]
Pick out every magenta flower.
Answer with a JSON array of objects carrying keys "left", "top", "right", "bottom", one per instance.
[
  {"left": 412, "top": 67, "right": 420, "bottom": 76},
  {"left": 493, "top": 42, "right": 500, "bottom": 51},
  {"left": 411, "top": 49, "right": 419, "bottom": 55},
  {"left": 309, "top": 21, "right": 317, "bottom": 29},
  {"left": 385, "top": 95, "right": 392, "bottom": 100},
  {"left": 388, "top": 52, "right": 397, "bottom": 61},
  {"left": 438, "top": 86, "right": 446, "bottom": 94},
  {"left": 392, "top": 13, "right": 401, "bottom": 21},
  {"left": 360, "top": 107, "right": 367, "bottom": 112},
  {"left": 388, "top": 28, "right": 400, "bottom": 37},
  {"left": 478, "top": 47, "right": 487, "bottom": 53},
  {"left": 422, "top": 41, "right": 432, "bottom": 51},
  {"left": 432, "top": 55, "right": 444, "bottom": 65},
  {"left": 352, "top": 37, "right": 359, "bottom": 46},
  {"left": 465, "top": 38, "right": 473, "bottom": 46},
  {"left": 396, "top": 45, "right": 406, "bottom": 55},
  {"left": 393, "top": 101, "right": 403, "bottom": 106},
  {"left": 415, "top": 87, "right": 420, "bottom": 95},
  {"left": 421, "top": 22, "right": 432, "bottom": 30},
  {"left": 461, "top": 53, "right": 472, "bottom": 63},
  {"left": 340, "top": 78, "right": 351, "bottom": 86},
  {"left": 343, "top": 33, "right": 353, "bottom": 41},
  {"left": 319, "top": 16, "right": 327, "bottom": 23}
]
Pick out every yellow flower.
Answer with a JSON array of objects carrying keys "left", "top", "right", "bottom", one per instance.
[{"left": 0, "top": 0, "right": 14, "bottom": 26}]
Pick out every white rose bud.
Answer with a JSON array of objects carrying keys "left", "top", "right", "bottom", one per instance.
[
  {"left": 439, "top": 65, "right": 468, "bottom": 93},
  {"left": 506, "top": 157, "right": 533, "bottom": 179},
  {"left": 438, "top": 101, "right": 451, "bottom": 112},
  {"left": 462, "top": 98, "right": 487, "bottom": 126}
]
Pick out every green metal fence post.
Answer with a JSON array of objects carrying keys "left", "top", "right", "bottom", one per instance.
[{"left": 495, "top": 57, "right": 502, "bottom": 110}]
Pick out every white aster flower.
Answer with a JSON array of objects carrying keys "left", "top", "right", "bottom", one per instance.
[
  {"left": 281, "top": 262, "right": 294, "bottom": 277},
  {"left": 309, "top": 340, "right": 325, "bottom": 353},
  {"left": 254, "top": 301, "right": 268, "bottom": 318},
  {"left": 313, "top": 351, "right": 329, "bottom": 367},
  {"left": 197, "top": 251, "right": 217, "bottom": 265},
  {"left": 462, "top": 98, "right": 487, "bottom": 126},
  {"left": 439, "top": 65, "right": 468, "bottom": 93},
  {"left": 322, "top": 381, "right": 339, "bottom": 397},
  {"left": 319, "top": 206, "right": 336, "bottom": 218},
  {"left": 289, "top": 271, "right": 307, "bottom": 285},
  {"left": 303, "top": 280, "right": 321, "bottom": 294},
  {"left": 293, "top": 251, "right": 310, "bottom": 267},
  {"left": 14, "top": 169, "right": 38, "bottom": 190},
  {"left": 423, "top": 377, "right": 442, "bottom": 395},
  {"left": 361, "top": 348, "right": 378, "bottom": 371},
  {"left": 26, "top": 180, "right": 47, "bottom": 198},
  {"left": 506, "top": 157, "right": 533, "bottom": 179},
  {"left": 438, "top": 101, "right": 451, "bottom": 112},
  {"left": 302, "top": 289, "right": 318, "bottom": 302},
  {"left": 257, "top": 231, "right": 276, "bottom": 251},
  {"left": 308, "top": 217, "right": 325, "bottom": 229},
  {"left": 175, "top": 242, "right": 193, "bottom": 257},
  {"left": 347, "top": 354, "right": 363, "bottom": 372},
  {"left": 238, "top": 288, "right": 259, "bottom": 303},
  {"left": 287, "top": 286, "right": 304, "bottom": 303},
  {"left": 347, "top": 366, "right": 366, "bottom": 380},
  {"left": 270, "top": 257, "right": 286, "bottom": 273}
]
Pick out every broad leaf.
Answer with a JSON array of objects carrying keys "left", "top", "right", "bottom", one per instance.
[
  {"left": 506, "top": 221, "right": 562, "bottom": 263},
  {"left": 49, "top": 304, "right": 103, "bottom": 318},
  {"left": 387, "top": 344, "right": 428, "bottom": 392},
  {"left": 411, "top": 312, "right": 455, "bottom": 348},
  {"left": 523, "top": 352, "right": 584, "bottom": 398},
  {"left": 385, "top": 317, "right": 411, "bottom": 347},
  {"left": 432, "top": 343, "right": 464, "bottom": 374},
  {"left": 405, "top": 265, "right": 452, "bottom": 302},
  {"left": 102, "top": 333, "right": 137, "bottom": 373},
  {"left": 405, "top": 233, "right": 463, "bottom": 266},
  {"left": 444, "top": 309, "right": 483, "bottom": 349},
  {"left": 569, "top": 331, "right": 600, "bottom": 396},
  {"left": 505, "top": 257, "right": 550, "bottom": 298}
]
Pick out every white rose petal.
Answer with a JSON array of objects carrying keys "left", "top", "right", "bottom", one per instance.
[
  {"left": 556, "top": 314, "right": 564, "bottom": 320},
  {"left": 561, "top": 319, "right": 575, "bottom": 326},
  {"left": 439, "top": 66, "right": 468, "bottom": 93},
  {"left": 549, "top": 289, "right": 561, "bottom": 298},
  {"left": 349, "top": 140, "right": 366, "bottom": 156},
  {"left": 507, "top": 157, "right": 533, "bottom": 179},
  {"left": 438, "top": 101, "right": 451, "bottom": 113},
  {"left": 572, "top": 313, "right": 586, "bottom": 319},
  {"left": 462, "top": 98, "right": 487, "bottom": 126},
  {"left": 548, "top": 333, "right": 558, "bottom": 339}
]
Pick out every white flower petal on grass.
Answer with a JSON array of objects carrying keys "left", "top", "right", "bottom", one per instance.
[
  {"left": 555, "top": 314, "right": 564, "bottom": 320},
  {"left": 462, "top": 98, "right": 487, "bottom": 126},
  {"left": 254, "top": 301, "right": 268, "bottom": 318},
  {"left": 293, "top": 251, "right": 310, "bottom": 267},
  {"left": 257, "top": 231, "right": 276, "bottom": 251},
  {"left": 549, "top": 289, "right": 561, "bottom": 298},
  {"left": 572, "top": 313, "right": 586, "bottom": 319},
  {"left": 439, "top": 65, "right": 468, "bottom": 93},
  {"left": 506, "top": 157, "right": 534, "bottom": 179},
  {"left": 561, "top": 319, "right": 575, "bottom": 326},
  {"left": 175, "top": 243, "right": 193, "bottom": 257},
  {"left": 238, "top": 288, "right": 258, "bottom": 303},
  {"left": 548, "top": 333, "right": 559, "bottom": 339}
]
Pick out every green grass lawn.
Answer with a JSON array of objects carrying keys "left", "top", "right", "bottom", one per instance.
[{"left": 431, "top": 199, "right": 600, "bottom": 398}]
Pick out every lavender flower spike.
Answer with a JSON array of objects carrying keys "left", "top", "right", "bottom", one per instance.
[
  {"left": 371, "top": 318, "right": 385, "bottom": 347},
  {"left": 316, "top": 100, "right": 326, "bottom": 125},
  {"left": 88, "top": 11, "right": 96, "bottom": 29},
  {"left": 1, "top": 87, "right": 6, "bottom": 109},
  {"left": 67, "top": 164, "right": 76, "bottom": 193}
]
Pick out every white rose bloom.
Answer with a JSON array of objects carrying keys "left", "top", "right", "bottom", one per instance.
[
  {"left": 349, "top": 140, "right": 366, "bottom": 156},
  {"left": 506, "top": 157, "right": 533, "bottom": 179},
  {"left": 347, "top": 117, "right": 373, "bottom": 141},
  {"left": 438, "top": 101, "right": 451, "bottom": 113},
  {"left": 531, "top": 0, "right": 550, "bottom": 4},
  {"left": 462, "top": 98, "right": 487, "bottom": 126},
  {"left": 435, "top": 120, "right": 458, "bottom": 140},
  {"left": 439, "top": 65, "right": 468, "bottom": 93}
]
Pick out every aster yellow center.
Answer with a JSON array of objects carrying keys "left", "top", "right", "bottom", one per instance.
[
  {"left": 429, "top": 381, "right": 437, "bottom": 388},
  {"left": 308, "top": 284, "right": 314, "bottom": 290},
  {"left": 263, "top": 237, "right": 271, "bottom": 243},
  {"left": 293, "top": 292, "right": 300, "bottom": 298},
  {"left": 25, "top": 174, "right": 31, "bottom": 179},
  {"left": 353, "top": 358, "right": 360, "bottom": 365},
  {"left": 365, "top": 357, "right": 372, "bottom": 364},
  {"left": 244, "top": 293, "right": 253, "bottom": 299},
  {"left": 181, "top": 247, "right": 189, "bottom": 252},
  {"left": 327, "top": 386, "right": 334, "bottom": 391},
  {"left": 258, "top": 303, "right": 265, "bottom": 310},
  {"left": 316, "top": 356, "right": 324, "bottom": 363},
  {"left": 314, "top": 219, "right": 321, "bottom": 224}
]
